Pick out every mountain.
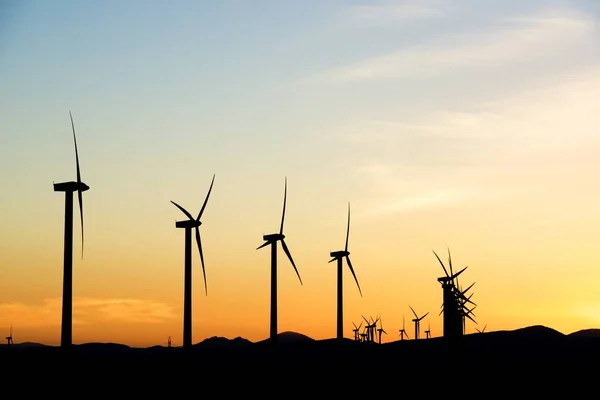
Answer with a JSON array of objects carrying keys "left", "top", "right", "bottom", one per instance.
[
  {"left": 193, "top": 336, "right": 253, "bottom": 349},
  {"left": 568, "top": 328, "right": 600, "bottom": 338}
]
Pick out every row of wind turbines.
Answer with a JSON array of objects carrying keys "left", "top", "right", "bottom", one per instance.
[
  {"left": 50, "top": 112, "right": 369, "bottom": 348},
  {"left": 352, "top": 306, "right": 430, "bottom": 344},
  {"left": 50, "top": 113, "right": 479, "bottom": 349}
]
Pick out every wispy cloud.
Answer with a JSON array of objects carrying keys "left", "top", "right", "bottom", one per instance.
[
  {"left": 340, "top": 0, "right": 445, "bottom": 26},
  {"left": 0, "top": 297, "right": 176, "bottom": 327},
  {"left": 341, "top": 66, "right": 600, "bottom": 217},
  {"left": 327, "top": 7, "right": 596, "bottom": 82}
]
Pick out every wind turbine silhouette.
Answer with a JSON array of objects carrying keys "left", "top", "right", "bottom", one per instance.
[
  {"left": 6, "top": 324, "right": 13, "bottom": 346},
  {"left": 425, "top": 321, "right": 431, "bottom": 339},
  {"left": 352, "top": 321, "right": 362, "bottom": 341},
  {"left": 475, "top": 324, "right": 487, "bottom": 334},
  {"left": 257, "top": 177, "right": 302, "bottom": 343},
  {"left": 53, "top": 111, "right": 89, "bottom": 348},
  {"left": 171, "top": 174, "right": 215, "bottom": 349},
  {"left": 409, "top": 305, "right": 428, "bottom": 340},
  {"left": 377, "top": 318, "right": 387, "bottom": 344},
  {"left": 399, "top": 315, "right": 409, "bottom": 340},
  {"left": 329, "top": 202, "right": 362, "bottom": 340}
]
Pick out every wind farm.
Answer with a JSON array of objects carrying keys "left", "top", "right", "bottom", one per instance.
[{"left": 4, "top": 0, "right": 600, "bottom": 387}]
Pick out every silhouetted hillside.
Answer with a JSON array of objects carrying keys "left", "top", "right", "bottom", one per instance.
[
  {"left": 569, "top": 328, "right": 600, "bottom": 338},
  {"left": 194, "top": 336, "right": 253, "bottom": 349}
]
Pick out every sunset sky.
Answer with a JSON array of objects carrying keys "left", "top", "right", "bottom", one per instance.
[{"left": 2, "top": 0, "right": 600, "bottom": 347}]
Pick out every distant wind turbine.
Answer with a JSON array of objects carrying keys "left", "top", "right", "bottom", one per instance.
[
  {"left": 53, "top": 111, "right": 89, "bottom": 348},
  {"left": 6, "top": 324, "right": 13, "bottom": 346},
  {"left": 399, "top": 315, "right": 409, "bottom": 340},
  {"left": 257, "top": 177, "right": 303, "bottom": 343},
  {"left": 377, "top": 318, "right": 387, "bottom": 344},
  {"left": 409, "top": 305, "right": 428, "bottom": 340},
  {"left": 329, "top": 202, "right": 362, "bottom": 340},
  {"left": 171, "top": 174, "right": 215, "bottom": 349}
]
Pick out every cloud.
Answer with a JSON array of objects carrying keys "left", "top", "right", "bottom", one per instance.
[
  {"left": 327, "top": 7, "right": 596, "bottom": 82},
  {"left": 338, "top": 66, "right": 600, "bottom": 217},
  {"left": 0, "top": 297, "right": 176, "bottom": 327},
  {"left": 340, "top": 0, "right": 445, "bottom": 25}
]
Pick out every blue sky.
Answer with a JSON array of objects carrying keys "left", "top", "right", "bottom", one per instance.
[{"left": 3, "top": 1, "right": 600, "bottom": 343}]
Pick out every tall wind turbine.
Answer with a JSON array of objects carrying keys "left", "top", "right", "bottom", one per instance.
[
  {"left": 257, "top": 177, "right": 303, "bottom": 343},
  {"left": 171, "top": 174, "right": 215, "bottom": 349},
  {"left": 399, "top": 315, "right": 409, "bottom": 340},
  {"left": 409, "top": 305, "right": 428, "bottom": 340},
  {"left": 329, "top": 202, "right": 362, "bottom": 340},
  {"left": 53, "top": 111, "right": 89, "bottom": 348}
]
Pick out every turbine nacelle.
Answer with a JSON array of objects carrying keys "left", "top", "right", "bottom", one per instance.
[
  {"left": 329, "top": 250, "right": 349, "bottom": 259},
  {"left": 53, "top": 181, "right": 90, "bottom": 193},
  {"left": 262, "top": 233, "right": 285, "bottom": 242},
  {"left": 175, "top": 219, "right": 202, "bottom": 229}
]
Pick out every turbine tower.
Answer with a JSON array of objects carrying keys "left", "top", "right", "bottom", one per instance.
[
  {"left": 53, "top": 111, "right": 89, "bottom": 348},
  {"left": 171, "top": 174, "right": 215, "bottom": 349},
  {"left": 257, "top": 177, "right": 303, "bottom": 343},
  {"left": 398, "top": 315, "right": 409, "bottom": 340},
  {"left": 6, "top": 325, "right": 13, "bottom": 346},
  {"left": 329, "top": 202, "right": 362, "bottom": 340},
  {"left": 409, "top": 305, "right": 428, "bottom": 340}
]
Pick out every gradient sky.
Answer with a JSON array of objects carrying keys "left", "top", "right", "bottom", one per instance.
[{"left": 2, "top": 0, "right": 600, "bottom": 347}]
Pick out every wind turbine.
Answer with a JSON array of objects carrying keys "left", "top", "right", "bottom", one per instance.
[
  {"left": 475, "top": 324, "right": 487, "bottom": 334},
  {"left": 53, "top": 111, "right": 89, "bottom": 348},
  {"left": 377, "top": 318, "right": 387, "bottom": 344},
  {"left": 171, "top": 174, "right": 215, "bottom": 349},
  {"left": 329, "top": 202, "right": 362, "bottom": 340},
  {"left": 409, "top": 305, "right": 428, "bottom": 340},
  {"left": 352, "top": 321, "right": 362, "bottom": 341},
  {"left": 257, "top": 177, "right": 303, "bottom": 343},
  {"left": 425, "top": 321, "right": 431, "bottom": 339},
  {"left": 6, "top": 324, "right": 13, "bottom": 346},
  {"left": 398, "top": 315, "right": 409, "bottom": 340}
]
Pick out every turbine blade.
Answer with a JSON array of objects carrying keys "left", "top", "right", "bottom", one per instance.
[
  {"left": 447, "top": 247, "right": 454, "bottom": 277},
  {"left": 195, "top": 227, "right": 207, "bottom": 296},
  {"left": 328, "top": 257, "right": 337, "bottom": 263},
  {"left": 452, "top": 266, "right": 468, "bottom": 280},
  {"left": 345, "top": 256, "right": 362, "bottom": 297},
  {"left": 197, "top": 174, "right": 215, "bottom": 221},
  {"left": 78, "top": 189, "right": 84, "bottom": 259},
  {"left": 279, "top": 177, "right": 287, "bottom": 235},
  {"left": 281, "top": 239, "right": 302, "bottom": 285},
  {"left": 409, "top": 305, "right": 418, "bottom": 319},
  {"left": 70, "top": 112, "right": 85, "bottom": 259},
  {"left": 344, "top": 202, "right": 350, "bottom": 252},
  {"left": 439, "top": 308, "right": 443, "bottom": 316},
  {"left": 171, "top": 201, "right": 194, "bottom": 220},
  {"left": 256, "top": 240, "right": 271, "bottom": 250},
  {"left": 420, "top": 312, "right": 429, "bottom": 320},
  {"left": 70, "top": 111, "right": 81, "bottom": 185},
  {"left": 432, "top": 250, "right": 449, "bottom": 277},
  {"left": 462, "top": 282, "right": 475, "bottom": 295},
  {"left": 466, "top": 313, "right": 477, "bottom": 324},
  {"left": 362, "top": 315, "right": 369, "bottom": 325}
]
